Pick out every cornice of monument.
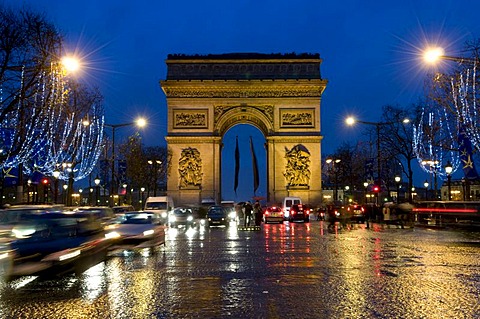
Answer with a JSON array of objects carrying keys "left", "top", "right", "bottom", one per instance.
[{"left": 161, "top": 80, "right": 327, "bottom": 98}]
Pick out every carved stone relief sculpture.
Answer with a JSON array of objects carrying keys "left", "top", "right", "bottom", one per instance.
[
  {"left": 178, "top": 147, "right": 202, "bottom": 188},
  {"left": 283, "top": 144, "right": 311, "bottom": 187}
]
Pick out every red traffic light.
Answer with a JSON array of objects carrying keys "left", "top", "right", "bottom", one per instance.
[
  {"left": 372, "top": 185, "right": 380, "bottom": 192},
  {"left": 42, "top": 178, "right": 49, "bottom": 185}
]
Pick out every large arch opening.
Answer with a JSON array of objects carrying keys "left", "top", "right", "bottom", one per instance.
[{"left": 221, "top": 124, "right": 266, "bottom": 203}]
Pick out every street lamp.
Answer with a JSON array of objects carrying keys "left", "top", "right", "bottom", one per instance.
[
  {"left": 140, "top": 187, "right": 146, "bottom": 208},
  {"left": 94, "top": 175, "right": 101, "bottom": 206},
  {"left": 52, "top": 170, "right": 60, "bottom": 204},
  {"left": 363, "top": 181, "right": 369, "bottom": 204},
  {"left": 345, "top": 116, "right": 410, "bottom": 201},
  {"left": 326, "top": 158, "right": 341, "bottom": 201},
  {"left": 148, "top": 159, "right": 162, "bottom": 196},
  {"left": 423, "top": 47, "right": 479, "bottom": 64},
  {"left": 445, "top": 161, "right": 453, "bottom": 201},
  {"left": 395, "top": 175, "right": 402, "bottom": 203},
  {"left": 421, "top": 160, "right": 439, "bottom": 199},
  {"left": 104, "top": 118, "right": 146, "bottom": 206},
  {"left": 424, "top": 180, "right": 429, "bottom": 200},
  {"left": 63, "top": 184, "right": 68, "bottom": 205}
]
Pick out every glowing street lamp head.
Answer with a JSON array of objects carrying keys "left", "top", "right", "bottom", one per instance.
[
  {"left": 136, "top": 117, "right": 147, "bottom": 128},
  {"left": 345, "top": 117, "right": 356, "bottom": 126},
  {"left": 61, "top": 56, "right": 81, "bottom": 73},
  {"left": 423, "top": 47, "right": 445, "bottom": 64}
]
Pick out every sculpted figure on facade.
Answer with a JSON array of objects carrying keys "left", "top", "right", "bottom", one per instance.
[
  {"left": 283, "top": 144, "right": 311, "bottom": 187},
  {"left": 178, "top": 147, "right": 202, "bottom": 188}
]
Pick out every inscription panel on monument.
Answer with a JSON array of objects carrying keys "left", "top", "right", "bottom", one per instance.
[
  {"left": 280, "top": 108, "right": 315, "bottom": 128},
  {"left": 173, "top": 109, "right": 208, "bottom": 128}
]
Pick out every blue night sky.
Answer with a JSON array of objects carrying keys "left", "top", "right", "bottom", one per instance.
[{"left": 6, "top": 0, "right": 480, "bottom": 202}]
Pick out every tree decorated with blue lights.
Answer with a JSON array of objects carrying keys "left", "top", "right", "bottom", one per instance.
[
  {"left": 421, "top": 42, "right": 480, "bottom": 182},
  {"left": 0, "top": 6, "right": 104, "bottom": 189}
]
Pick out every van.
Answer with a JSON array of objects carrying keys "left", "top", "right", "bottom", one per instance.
[
  {"left": 282, "top": 197, "right": 302, "bottom": 219},
  {"left": 144, "top": 196, "right": 174, "bottom": 221}
]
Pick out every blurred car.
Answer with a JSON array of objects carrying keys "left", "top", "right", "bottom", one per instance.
[
  {"left": 75, "top": 206, "right": 115, "bottom": 225},
  {"left": 8, "top": 211, "right": 111, "bottom": 278},
  {"left": 288, "top": 204, "right": 310, "bottom": 223},
  {"left": 0, "top": 205, "right": 66, "bottom": 240},
  {"left": 221, "top": 201, "right": 237, "bottom": 222},
  {"left": 263, "top": 206, "right": 284, "bottom": 224},
  {"left": 112, "top": 205, "right": 135, "bottom": 215},
  {"left": 168, "top": 207, "right": 196, "bottom": 228},
  {"left": 347, "top": 204, "right": 365, "bottom": 222},
  {"left": 206, "top": 206, "right": 229, "bottom": 227},
  {"left": 104, "top": 212, "right": 166, "bottom": 250},
  {"left": 0, "top": 240, "right": 14, "bottom": 281}
]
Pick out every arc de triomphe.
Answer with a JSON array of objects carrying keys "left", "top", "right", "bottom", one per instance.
[{"left": 160, "top": 53, "right": 327, "bottom": 206}]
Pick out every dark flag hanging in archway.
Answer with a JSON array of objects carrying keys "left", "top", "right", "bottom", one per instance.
[
  {"left": 250, "top": 136, "right": 259, "bottom": 194},
  {"left": 234, "top": 136, "right": 240, "bottom": 194}
]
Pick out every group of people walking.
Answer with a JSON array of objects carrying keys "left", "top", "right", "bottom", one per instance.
[{"left": 242, "top": 201, "right": 262, "bottom": 227}]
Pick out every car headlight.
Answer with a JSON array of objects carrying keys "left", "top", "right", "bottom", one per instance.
[
  {"left": 143, "top": 229, "right": 154, "bottom": 236},
  {"left": 161, "top": 212, "right": 168, "bottom": 218},
  {"left": 187, "top": 215, "right": 193, "bottom": 221},
  {"left": 229, "top": 211, "right": 236, "bottom": 219},
  {"left": 12, "top": 227, "right": 36, "bottom": 238},
  {"left": 169, "top": 215, "right": 177, "bottom": 222},
  {"left": 105, "top": 231, "right": 121, "bottom": 239}
]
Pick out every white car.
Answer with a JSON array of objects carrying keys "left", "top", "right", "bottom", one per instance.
[{"left": 105, "top": 212, "right": 166, "bottom": 250}]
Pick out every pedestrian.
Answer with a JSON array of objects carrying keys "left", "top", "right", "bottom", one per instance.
[
  {"left": 253, "top": 200, "right": 262, "bottom": 226},
  {"left": 244, "top": 201, "right": 253, "bottom": 227}
]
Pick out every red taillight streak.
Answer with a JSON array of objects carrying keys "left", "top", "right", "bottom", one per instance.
[{"left": 413, "top": 208, "right": 477, "bottom": 213}]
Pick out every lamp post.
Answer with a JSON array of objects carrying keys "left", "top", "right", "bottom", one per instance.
[
  {"left": 27, "top": 179, "right": 32, "bottom": 204},
  {"left": 94, "top": 175, "right": 101, "bottom": 206},
  {"left": 421, "top": 160, "right": 439, "bottom": 200},
  {"left": 63, "top": 162, "right": 74, "bottom": 206},
  {"left": 63, "top": 184, "right": 68, "bottom": 205},
  {"left": 346, "top": 116, "right": 410, "bottom": 201},
  {"left": 52, "top": 170, "right": 60, "bottom": 204},
  {"left": 363, "top": 181, "right": 369, "bottom": 204},
  {"left": 148, "top": 160, "right": 162, "bottom": 196},
  {"left": 104, "top": 118, "right": 146, "bottom": 206},
  {"left": 395, "top": 175, "right": 401, "bottom": 203},
  {"left": 424, "top": 180, "right": 429, "bottom": 200},
  {"left": 326, "top": 158, "right": 341, "bottom": 201},
  {"left": 445, "top": 161, "right": 453, "bottom": 201},
  {"left": 140, "top": 187, "right": 145, "bottom": 209}
]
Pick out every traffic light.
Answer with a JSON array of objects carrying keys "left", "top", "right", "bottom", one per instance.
[
  {"left": 372, "top": 185, "right": 380, "bottom": 193},
  {"left": 41, "top": 178, "right": 49, "bottom": 185}
]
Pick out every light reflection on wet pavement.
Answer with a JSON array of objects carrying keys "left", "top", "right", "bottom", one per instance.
[{"left": 1, "top": 221, "right": 480, "bottom": 318}]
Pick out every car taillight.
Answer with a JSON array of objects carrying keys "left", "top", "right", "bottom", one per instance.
[
  {"left": 306, "top": 209, "right": 310, "bottom": 214},
  {"left": 265, "top": 211, "right": 270, "bottom": 215},
  {"left": 291, "top": 210, "right": 296, "bottom": 215}
]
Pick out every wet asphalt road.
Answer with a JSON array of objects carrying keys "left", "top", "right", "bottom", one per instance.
[{"left": 0, "top": 221, "right": 480, "bottom": 319}]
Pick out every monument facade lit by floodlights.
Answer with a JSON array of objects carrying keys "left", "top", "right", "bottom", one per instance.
[{"left": 160, "top": 53, "right": 327, "bottom": 205}]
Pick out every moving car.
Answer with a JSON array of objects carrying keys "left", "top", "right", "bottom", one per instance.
[
  {"left": 105, "top": 212, "right": 166, "bottom": 250},
  {"left": 348, "top": 204, "right": 365, "bottom": 222},
  {"left": 288, "top": 204, "right": 310, "bottom": 222},
  {"left": 263, "top": 206, "right": 284, "bottom": 224},
  {"left": 206, "top": 206, "right": 229, "bottom": 227},
  {"left": 8, "top": 211, "right": 111, "bottom": 278},
  {"left": 112, "top": 205, "right": 135, "bottom": 215},
  {"left": 168, "top": 207, "right": 196, "bottom": 228},
  {"left": 75, "top": 206, "right": 115, "bottom": 225}
]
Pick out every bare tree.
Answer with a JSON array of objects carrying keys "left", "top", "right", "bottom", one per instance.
[{"left": 379, "top": 104, "right": 418, "bottom": 202}]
